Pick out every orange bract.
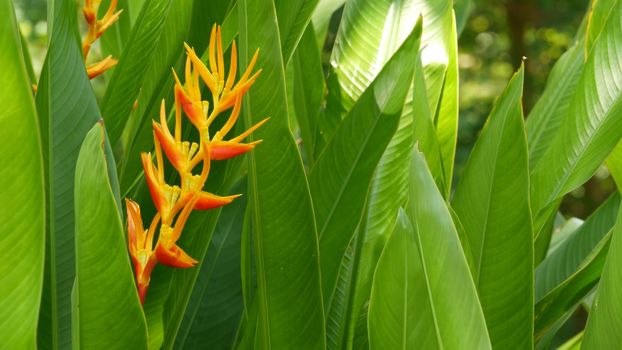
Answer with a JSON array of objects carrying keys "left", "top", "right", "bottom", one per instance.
[
  {"left": 82, "top": 0, "right": 121, "bottom": 78},
  {"left": 125, "top": 25, "right": 267, "bottom": 304}
]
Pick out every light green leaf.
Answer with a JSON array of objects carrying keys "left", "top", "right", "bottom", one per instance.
[
  {"left": 238, "top": 0, "right": 326, "bottom": 347},
  {"left": 0, "top": 2, "right": 45, "bottom": 347},
  {"left": 526, "top": 43, "right": 584, "bottom": 169},
  {"left": 73, "top": 123, "right": 148, "bottom": 349},
  {"left": 534, "top": 194, "right": 620, "bottom": 340},
  {"left": 36, "top": 0, "right": 115, "bottom": 347},
  {"left": 452, "top": 67, "right": 533, "bottom": 348},
  {"left": 530, "top": 1, "right": 622, "bottom": 233},
  {"left": 311, "top": 0, "right": 346, "bottom": 47},
  {"left": 585, "top": 0, "right": 617, "bottom": 54},
  {"left": 583, "top": 201, "right": 622, "bottom": 349},
  {"left": 454, "top": 0, "right": 472, "bottom": 35},
  {"left": 275, "top": 0, "right": 318, "bottom": 64},
  {"left": 100, "top": 0, "right": 173, "bottom": 146},
  {"left": 369, "top": 149, "right": 491, "bottom": 349},
  {"left": 310, "top": 19, "right": 422, "bottom": 307},
  {"left": 607, "top": 141, "right": 622, "bottom": 190}
]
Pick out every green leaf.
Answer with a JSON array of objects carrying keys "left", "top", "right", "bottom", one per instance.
[
  {"left": 585, "top": 0, "right": 618, "bottom": 54},
  {"left": 583, "top": 201, "right": 622, "bottom": 348},
  {"left": 173, "top": 184, "right": 246, "bottom": 349},
  {"left": 452, "top": 67, "right": 533, "bottom": 348},
  {"left": 117, "top": 0, "right": 194, "bottom": 192},
  {"left": 0, "top": 2, "right": 45, "bottom": 347},
  {"left": 238, "top": 0, "right": 326, "bottom": 347},
  {"left": 368, "top": 149, "right": 492, "bottom": 349},
  {"left": 291, "top": 24, "right": 324, "bottom": 165},
  {"left": 100, "top": 0, "right": 173, "bottom": 146},
  {"left": 275, "top": 0, "right": 318, "bottom": 64},
  {"left": 534, "top": 194, "right": 620, "bottom": 339},
  {"left": 530, "top": 1, "right": 622, "bottom": 233},
  {"left": 36, "top": 0, "right": 114, "bottom": 347},
  {"left": 311, "top": 0, "right": 346, "bottom": 47},
  {"left": 310, "top": 19, "right": 422, "bottom": 307},
  {"left": 73, "top": 123, "right": 148, "bottom": 349},
  {"left": 526, "top": 43, "right": 584, "bottom": 169},
  {"left": 607, "top": 141, "right": 622, "bottom": 190},
  {"left": 454, "top": 0, "right": 472, "bottom": 35}
]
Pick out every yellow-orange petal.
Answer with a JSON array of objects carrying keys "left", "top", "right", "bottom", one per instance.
[
  {"left": 174, "top": 84, "right": 206, "bottom": 129},
  {"left": 152, "top": 121, "right": 185, "bottom": 172},
  {"left": 194, "top": 192, "right": 241, "bottom": 210},
  {"left": 210, "top": 140, "right": 260, "bottom": 160},
  {"left": 125, "top": 198, "right": 145, "bottom": 248},
  {"left": 141, "top": 153, "right": 164, "bottom": 212},
  {"left": 155, "top": 242, "right": 198, "bottom": 268},
  {"left": 86, "top": 55, "right": 118, "bottom": 79}
]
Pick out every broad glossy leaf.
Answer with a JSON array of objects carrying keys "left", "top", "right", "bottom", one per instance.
[
  {"left": 291, "top": 24, "right": 324, "bottom": 164},
  {"left": 530, "top": 1, "right": 622, "bottom": 232},
  {"left": 369, "top": 149, "right": 491, "bottom": 349},
  {"left": 583, "top": 202, "right": 622, "bottom": 348},
  {"left": 100, "top": 0, "right": 173, "bottom": 146},
  {"left": 311, "top": 0, "right": 346, "bottom": 47},
  {"left": 173, "top": 188, "right": 246, "bottom": 349},
  {"left": 310, "top": 20, "right": 422, "bottom": 306},
  {"left": 238, "top": 0, "right": 326, "bottom": 347},
  {"left": 452, "top": 67, "right": 533, "bottom": 348},
  {"left": 526, "top": 43, "right": 584, "bottom": 169},
  {"left": 73, "top": 123, "right": 148, "bottom": 349},
  {"left": 534, "top": 194, "right": 620, "bottom": 339},
  {"left": 36, "top": 0, "right": 113, "bottom": 346},
  {"left": 607, "top": 141, "right": 622, "bottom": 189},
  {"left": 0, "top": 3, "right": 45, "bottom": 347},
  {"left": 585, "top": 0, "right": 617, "bottom": 53},
  {"left": 275, "top": 0, "right": 318, "bottom": 64},
  {"left": 325, "top": 17, "right": 430, "bottom": 350}
]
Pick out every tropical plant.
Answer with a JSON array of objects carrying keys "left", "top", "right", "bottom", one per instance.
[{"left": 2, "top": 0, "right": 622, "bottom": 349}]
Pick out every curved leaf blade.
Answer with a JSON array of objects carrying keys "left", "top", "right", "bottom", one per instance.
[
  {"left": 530, "top": 1, "right": 622, "bottom": 231},
  {"left": 452, "top": 67, "right": 533, "bottom": 348},
  {"left": 0, "top": 2, "right": 45, "bottom": 347},
  {"left": 238, "top": 0, "right": 326, "bottom": 347},
  {"left": 310, "top": 19, "right": 422, "bottom": 306},
  {"left": 74, "top": 123, "right": 147, "bottom": 349},
  {"left": 369, "top": 149, "right": 491, "bottom": 349},
  {"left": 583, "top": 202, "right": 622, "bottom": 349}
]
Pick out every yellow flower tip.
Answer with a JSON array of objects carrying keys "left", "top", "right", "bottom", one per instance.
[
  {"left": 194, "top": 192, "right": 241, "bottom": 210},
  {"left": 86, "top": 55, "right": 118, "bottom": 79}
]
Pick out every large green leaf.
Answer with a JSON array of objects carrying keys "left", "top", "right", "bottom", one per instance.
[
  {"left": 117, "top": 0, "right": 194, "bottom": 192},
  {"left": 238, "top": 0, "right": 326, "bottom": 347},
  {"left": 100, "top": 0, "right": 173, "bottom": 146},
  {"left": 36, "top": 0, "right": 114, "bottom": 347},
  {"left": 275, "top": 0, "right": 318, "bottom": 64},
  {"left": 529, "top": 0, "right": 622, "bottom": 233},
  {"left": 368, "top": 149, "right": 491, "bottom": 349},
  {"left": 607, "top": 141, "right": 622, "bottom": 190},
  {"left": 329, "top": 0, "right": 456, "bottom": 195},
  {"left": 0, "top": 2, "right": 45, "bottom": 347},
  {"left": 583, "top": 202, "right": 622, "bottom": 348},
  {"left": 291, "top": 24, "right": 324, "bottom": 164},
  {"left": 585, "top": 0, "right": 617, "bottom": 54},
  {"left": 311, "top": 0, "right": 346, "bottom": 46},
  {"left": 526, "top": 43, "right": 584, "bottom": 169},
  {"left": 73, "top": 123, "right": 148, "bottom": 349},
  {"left": 310, "top": 20, "right": 422, "bottom": 307},
  {"left": 534, "top": 194, "right": 620, "bottom": 339},
  {"left": 323, "top": 17, "right": 428, "bottom": 350},
  {"left": 173, "top": 184, "right": 246, "bottom": 349},
  {"left": 452, "top": 67, "right": 533, "bottom": 348}
]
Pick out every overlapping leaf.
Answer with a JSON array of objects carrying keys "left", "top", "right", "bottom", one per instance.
[
  {"left": 0, "top": 2, "right": 45, "bottom": 347},
  {"left": 73, "top": 123, "right": 148, "bottom": 349},
  {"left": 238, "top": 0, "right": 326, "bottom": 347}
]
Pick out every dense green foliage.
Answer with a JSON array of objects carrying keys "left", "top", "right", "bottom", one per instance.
[{"left": 3, "top": 0, "right": 622, "bottom": 349}]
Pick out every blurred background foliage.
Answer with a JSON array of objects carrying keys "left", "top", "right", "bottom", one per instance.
[{"left": 13, "top": 0, "right": 615, "bottom": 218}]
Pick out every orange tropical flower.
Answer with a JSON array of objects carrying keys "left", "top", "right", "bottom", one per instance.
[
  {"left": 126, "top": 24, "right": 266, "bottom": 303},
  {"left": 81, "top": 0, "right": 121, "bottom": 77}
]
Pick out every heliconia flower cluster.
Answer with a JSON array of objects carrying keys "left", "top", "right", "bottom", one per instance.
[
  {"left": 82, "top": 0, "right": 121, "bottom": 79},
  {"left": 125, "top": 25, "right": 268, "bottom": 304}
]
